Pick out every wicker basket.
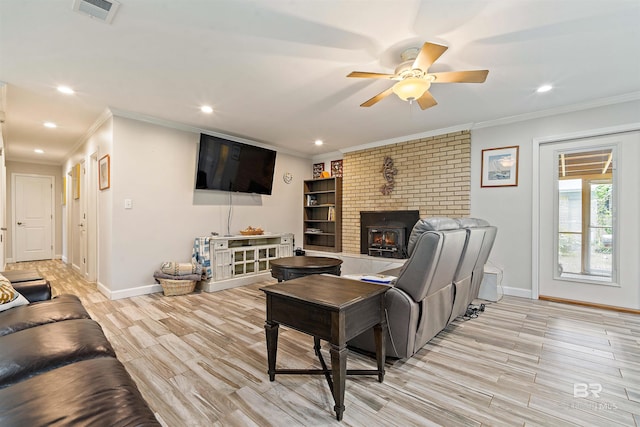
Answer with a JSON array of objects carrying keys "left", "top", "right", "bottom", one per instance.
[
  {"left": 158, "top": 278, "right": 196, "bottom": 296},
  {"left": 239, "top": 230, "right": 264, "bottom": 235}
]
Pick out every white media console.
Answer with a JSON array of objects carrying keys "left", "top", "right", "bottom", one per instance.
[{"left": 201, "top": 233, "right": 293, "bottom": 292}]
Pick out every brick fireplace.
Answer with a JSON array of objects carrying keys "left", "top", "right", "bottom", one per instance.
[{"left": 341, "top": 130, "right": 471, "bottom": 255}]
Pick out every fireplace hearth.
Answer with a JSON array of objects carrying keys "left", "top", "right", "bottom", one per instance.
[{"left": 360, "top": 210, "right": 419, "bottom": 259}]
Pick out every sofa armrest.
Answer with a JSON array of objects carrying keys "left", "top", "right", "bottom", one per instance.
[{"left": 13, "top": 280, "right": 52, "bottom": 303}]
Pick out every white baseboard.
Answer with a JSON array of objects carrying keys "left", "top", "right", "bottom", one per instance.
[
  {"left": 201, "top": 271, "right": 274, "bottom": 292},
  {"left": 6, "top": 256, "right": 63, "bottom": 263},
  {"left": 501, "top": 285, "right": 532, "bottom": 299},
  {"left": 98, "top": 281, "right": 163, "bottom": 300}
]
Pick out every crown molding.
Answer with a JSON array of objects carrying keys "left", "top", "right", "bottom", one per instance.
[
  {"left": 472, "top": 92, "right": 640, "bottom": 130},
  {"left": 61, "top": 108, "right": 113, "bottom": 164},
  {"left": 340, "top": 123, "right": 473, "bottom": 154},
  {"left": 311, "top": 151, "right": 343, "bottom": 163},
  {"left": 109, "top": 108, "right": 311, "bottom": 159}
]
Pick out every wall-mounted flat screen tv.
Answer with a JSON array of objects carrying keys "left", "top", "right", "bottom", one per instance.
[{"left": 196, "top": 133, "right": 277, "bottom": 195}]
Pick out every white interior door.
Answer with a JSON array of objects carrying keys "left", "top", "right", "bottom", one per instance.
[
  {"left": 86, "top": 153, "right": 98, "bottom": 282},
  {"left": 79, "top": 160, "right": 88, "bottom": 278},
  {"left": 71, "top": 166, "right": 82, "bottom": 272},
  {"left": 538, "top": 132, "right": 640, "bottom": 310},
  {"left": 0, "top": 150, "right": 6, "bottom": 270},
  {"left": 13, "top": 174, "right": 54, "bottom": 262}
]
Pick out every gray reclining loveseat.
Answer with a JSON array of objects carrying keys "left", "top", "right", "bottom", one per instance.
[{"left": 347, "top": 217, "right": 497, "bottom": 359}]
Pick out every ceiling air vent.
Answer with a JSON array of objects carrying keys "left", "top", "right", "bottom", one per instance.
[{"left": 72, "top": 0, "right": 121, "bottom": 24}]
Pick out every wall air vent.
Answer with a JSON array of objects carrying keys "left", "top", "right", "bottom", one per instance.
[{"left": 72, "top": 0, "right": 121, "bottom": 24}]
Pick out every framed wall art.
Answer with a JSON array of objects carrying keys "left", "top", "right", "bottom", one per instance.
[
  {"left": 99, "top": 154, "right": 110, "bottom": 190},
  {"left": 330, "top": 159, "right": 343, "bottom": 177},
  {"left": 313, "top": 162, "right": 324, "bottom": 179},
  {"left": 73, "top": 163, "right": 81, "bottom": 199},
  {"left": 481, "top": 146, "right": 519, "bottom": 187}
]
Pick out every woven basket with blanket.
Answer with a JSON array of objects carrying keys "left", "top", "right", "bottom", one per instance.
[{"left": 153, "top": 262, "right": 203, "bottom": 296}]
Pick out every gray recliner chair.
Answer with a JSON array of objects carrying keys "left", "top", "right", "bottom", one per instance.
[
  {"left": 347, "top": 218, "right": 467, "bottom": 358},
  {"left": 448, "top": 219, "right": 487, "bottom": 322}
]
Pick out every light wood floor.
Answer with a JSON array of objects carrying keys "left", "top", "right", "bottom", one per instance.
[{"left": 7, "top": 260, "right": 640, "bottom": 426}]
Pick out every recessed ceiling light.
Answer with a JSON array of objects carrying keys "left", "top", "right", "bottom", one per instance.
[
  {"left": 200, "top": 105, "right": 213, "bottom": 114},
  {"left": 43, "top": 122, "right": 57, "bottom": 128},
  {"left": 34, "top": 149, "right": 44, "bottom": 154},
  {"left": 314, "top": 139, "right": 323, "bottom": 146},
  {"left": 537, "top": 84, "right": 553, "bottom": 93},
  {"left": 57, "top": 85, "right": 75, "bottom": 95}
]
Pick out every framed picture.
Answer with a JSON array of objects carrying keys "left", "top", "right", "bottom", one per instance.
[
  {"left": 331, "top": 159, "right": 343, "bottom": 177},
  {"left": 99, "top": 154, "right": 110, "bottom": 190},
  {"left": 73, "top": 163, "right": 81, "bottom": 199},
  {"left": 481, "top": 146, "right": 519, "bottom": 187},
  {"left": 313, "top": 162, "right": 324, "bottom": 179}
]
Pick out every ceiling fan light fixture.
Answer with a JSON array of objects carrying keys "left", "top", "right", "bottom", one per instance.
[{"left": 392, "top": 77, "right": 430, "bottom": 101}]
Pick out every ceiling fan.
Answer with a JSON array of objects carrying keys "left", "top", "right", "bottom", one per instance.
[{"left": 347, "top": 42, "right": 488, "bottom": 110}]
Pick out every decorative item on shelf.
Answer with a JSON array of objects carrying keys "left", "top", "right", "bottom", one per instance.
[
  {"left": 240, "top": 226, "right": 264, "bottom": 235},
  {"left": 380, "top": 156, "right": 398, "bottom": 195},
  {"left": 306, "top": 194, "right": 318, "bottom": 206},
  {"left": 313, "top": 163, "right": 324, "bottom": 178},
  {"left": 331, "top": 159, "right": 343, "bottom": 177},
  {"left": 328, "top": 206, "right": 336, "bottom": 221},
  {"left": 320, "top": 170, "right": 330, "bottom": 178},
  {"left": 481, "top": 145, "right": 519, "bottom": 187}
]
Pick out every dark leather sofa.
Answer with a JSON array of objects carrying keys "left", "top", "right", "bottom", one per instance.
[{"left": 0, "top": 279, "right": 160, "bottom": 426}]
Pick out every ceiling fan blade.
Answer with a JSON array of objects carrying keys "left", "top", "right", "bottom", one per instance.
[
  {"left": 347, "top": 71, "right": 396, "bottom": 79},
  {"left": 412, "top": 42, "right": 448, "bottom": 71},
  {"left": 430, "top": 70, "right": 489, "bottom": 83},
  {"left": 361, "top": 86, "right": 394, "bottom": 107},
  {"left": 416, "top": 91, "right": 438, "bottom": 110}
]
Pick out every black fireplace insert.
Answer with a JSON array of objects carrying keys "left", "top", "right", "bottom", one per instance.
[
  {"left": 360, "top": 210, "right": 419, "bottom": 259},
  {"left": 367, "top": 226, "right": 407, "bottom": 258}
]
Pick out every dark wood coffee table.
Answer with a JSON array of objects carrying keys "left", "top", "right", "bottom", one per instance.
[
  {"left": 270, "top": 256, "right": 342, "bottom": 281},
  {"left": 261, "top": 274, "right": 389, "bottom": 421}
]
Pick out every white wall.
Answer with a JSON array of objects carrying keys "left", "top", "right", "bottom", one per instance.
[
  {"left": 471, "top": 99, "right": 640, "bottom": 296},
  {"left": 94, "top": 118, "right": 114, "bottom": 289},
  {"left": 62, "top": 114, "right": 113, "bottom": 283},
  {"left": 107, "top": 116, "right": 309, "bottom": 295}
]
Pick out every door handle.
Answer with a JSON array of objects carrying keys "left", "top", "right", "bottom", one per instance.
[{"left": 17, "top": 222, "right": 23, "bottom": 226}]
